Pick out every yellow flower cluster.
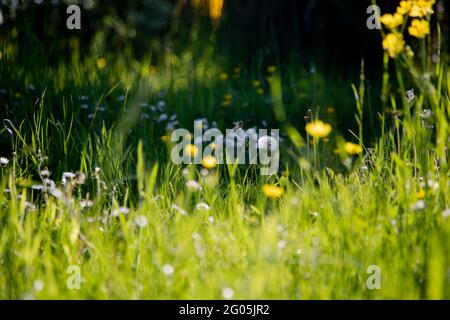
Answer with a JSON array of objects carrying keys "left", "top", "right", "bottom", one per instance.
[{"left": 381, "top": 0, "right": 435, "bottom": 58}]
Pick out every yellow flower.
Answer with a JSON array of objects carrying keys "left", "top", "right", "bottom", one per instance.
[
  {"left": 257, "top": 88, "right": 264, "bottom": 95},
  {"left": 409, "top": 1, "right": 434, "bottom": 17},
  {"left": 344, "top": 142, "right": 363, "bottom": 155},
  {"left": 262, "top": 184, "right": 284, "bottom": 199},
  {"left": 380, "top": 13, "right": 404, "bottom": 29},
  {"left": 382, "top": 33, "right": 405, "bottom": 58},
  {"left": 97, "top": 58, "right": 106, "bottom": 69},
  {"left": 209, "top": 0, "right": 224, "bottom": 21},
  {"left": 202, "top": 156, "right": 217, "bottom": 169},
  {"left": 305, "top": 120, "right": 332, "bottom": 139},
  {"left": 221, "top": 100, "right": 231, "bottom": 107},
  {"left": 160, "top": 135, "right": 170, "bottom": 142},
  {"left": 185, "top": 144, "right": 199, "bottom": 157},
  {"left": 397, "top": 1, "right": 412, "bottom": 15},
  {"left": 408, "top": 19, "right": 430, "bottom": 38},
  {"left": 266, "top": 76, "right": 273, "bottom": 83},
  {"left": 416, "top": 189, "right": 426, "bottom": 199},
  {"left": 252, "top": 80, "right": 261, "bottom": 87},
  {"left": 267, "top": 65, "right": 276, "bottom": 73},
  {"left": 233, "top": 67, "right": 241, "bottom": 74},
  {"left": 219, "top": 72, "right": 228, "bottom": 81},
  {"left": 224, "top": 93, "right": 233, "bottom": 101}
]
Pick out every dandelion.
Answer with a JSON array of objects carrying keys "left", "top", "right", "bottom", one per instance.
[
  {"left": 344, "top": 142, "right": 363, "bottom": 155},
  {"left": 380, "top": 13, "right": 404, "bottom": 29},
  {"left": 0, "top": 157, "right": 9, "bottom": 166},
  {"left": 195, "top": 202, "right": 210, "bottom": 211},
  {"left": 408, "top": 19, "right": 430, "bottom": 38},
  {"left": 186, "top": 180, "right": 202, "bottom": 191},
  {"left": 185, "top": 144, "right": 199, "bottom": 158},
  {"left": 262, "top": 184, "right": 284, "bottom": 199},
  {"left": 305, "top": 120, "right": 332, "bottom": 139},
  {"left": 162, "top": 264, "right": 174, "bottom": 276},
  {"left": 382, "top": 33, "right": 405, "bottom": 58},
  {"left": 97, "top": 58, "right": 106, "bottom": 69},
  {"left": 202, "top": 155, "right": 217, "bottom": 169},
  {"left": 135, "top": 215, "right": 148, "bottom": 228},
  {"left": 222, "top": 287, "right": 234, "bottom": 299}
]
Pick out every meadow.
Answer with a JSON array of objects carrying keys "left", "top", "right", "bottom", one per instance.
[{"left": 0, "top": 0, "right": 449, "bottom": 299}]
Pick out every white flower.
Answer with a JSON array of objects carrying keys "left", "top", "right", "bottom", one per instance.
[
  {"left": 112, "top": 207, "right": 130, "bottom": 217},
  {"left": 186, "top": 180, "right": 202, "bottom": 191},
  {"left": 257, "top": 135, "right": 278, "bottom": 152},
  {"left": 195, "top": 202, "right": 210, "bottom": 211},
  {"left": 278, "top": 240, "right": 287, "bottom": 250},
  {"left": 222, "top": 287, "right": 234, "bottom": 299},
  {"left": 442, "top": 209, "right": 450, "bottom": 219},
  {"left": 80, "top": 199, "right": 94, "bottom": 208},
  {"left": 172, "top": 204, "right": 187, "bottom": 216},
  {"left": 33, "top": 280, "right": 44, "bottom": 292},
  {"left": 413, "top": 200, "right": 426, "bottom": 211},
  {"left": 157, "top": 114, "right": 168, "bottom": 122},
  {"left": 62, "top": 172, "right": 76, "bottom": 185},
  {"left": 0, "top": 157, "right": 9, "bottom": 166},
  {"left": 135, "top": 215, "right": 148, "bottom": 228},
  {"left": 40, "top": 170, "right": 51, "bottom": 177},
  {"left": 162, "top": 264, "right": 174, "bottom": 276}
]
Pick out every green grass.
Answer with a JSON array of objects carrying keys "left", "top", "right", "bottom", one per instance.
[{"left": 0, "top": 21, "right": 449, "bottom": 300}]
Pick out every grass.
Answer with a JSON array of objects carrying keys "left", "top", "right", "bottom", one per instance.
[{"left": 0, "top": 7, "right": 450, "bottom": 299}]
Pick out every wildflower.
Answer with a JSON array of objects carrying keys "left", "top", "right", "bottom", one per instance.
[
  {"left": 162, "top": 264, "right": 174, "bottom": 276},
  {"left": 278, "top": 240, "right": 287, "bottom": 250},
  {"left": 305, "top": 120, "right": 332, "bottom": 139},
  {"left": 40, "top": 170, "right": 51, "bottom": 178},
  {"left": 160, "top": 135, "right": 170, "bottom": 142},
  {"left": 186, "top": 180, "right": 202, "bottom": 191},
  {"left": 97, "top": 58, "right": 106, "bottom": 69},
  {"left": 382, "top": 33, "right": 405, "bottom": 58},
  {"left": 267, "top": 65, "right": 276, "bottom": 73},
  {"left": 397, "top": 1, "right": 412, "bottom": 15},
  {"left": 33, "top": 280, "right": 44, "bottom": 292},
  {"left": 75, "top": 172, "right": 86, "bottom": 185},
  {"left": 413, "top": 200, "right": 426, "bottom": 211},
  {"left": 209, "top": 0, "right": 224, "bottom": 22},
  {"left": 202, "top": 155, "right": 217, "bottom": 169},
  {"left": 416, "top": 189, "right": 426, "bottom": 199},
  {"left": 157, "top": 114, "right": 168, "bottom": 122},
  {"left": 219, "top": 72, "right": 228, "bottom": 81},
  {"left": 224, "top": 93, "right": 233, "bottom": 101},
  {"left": 195, "top": 202, "right": 211, "bottom": 211},
  {"left": 380, "top": 13, "right": 404, "bottom": 29},
  {"left": 442, "top": 209, "right": 450, "bottom": 219},
  {"left": 222, "top": 287, "right": 234, "bottom": 299},
  {"left": 112, "top": 207, "right": 130, "bottom": 217},
  {"left": 344, "top": 142, "right": 363, "bottom": 155},
  {"left": 408, "top": 19, "right": 430, "bottom": 38},
  {"left": 80, "top": 199, "right": 94, "bottom": 208},
  {"left": 262, "top": 184, "right": 284, "bottom": 199},
  {"left": 257, "top": 136, "right": 278, "bottom": 152},
  {"left": 0, "top": 157, "right": 9, "bottom": 166},
  {"left": 185, "top": 144, "right": 199, "bottom": 158},
  {"left": 135, "top": 215, "right": 148, "bottom": 228},
  {"left": 233, "top": 67, "right": 241, "bottom": 74},
  {"left": 409, "top": 1, "right": 434, "bottom": 17},
  {"left": 406, "top": 89, "right": 415, "bottom": 103},
  {"left": 172, "top": 204, "right": 188, "bottom": 216},
  {"left": 257, "top": 88, "right": 264, "bottom": 95}
]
